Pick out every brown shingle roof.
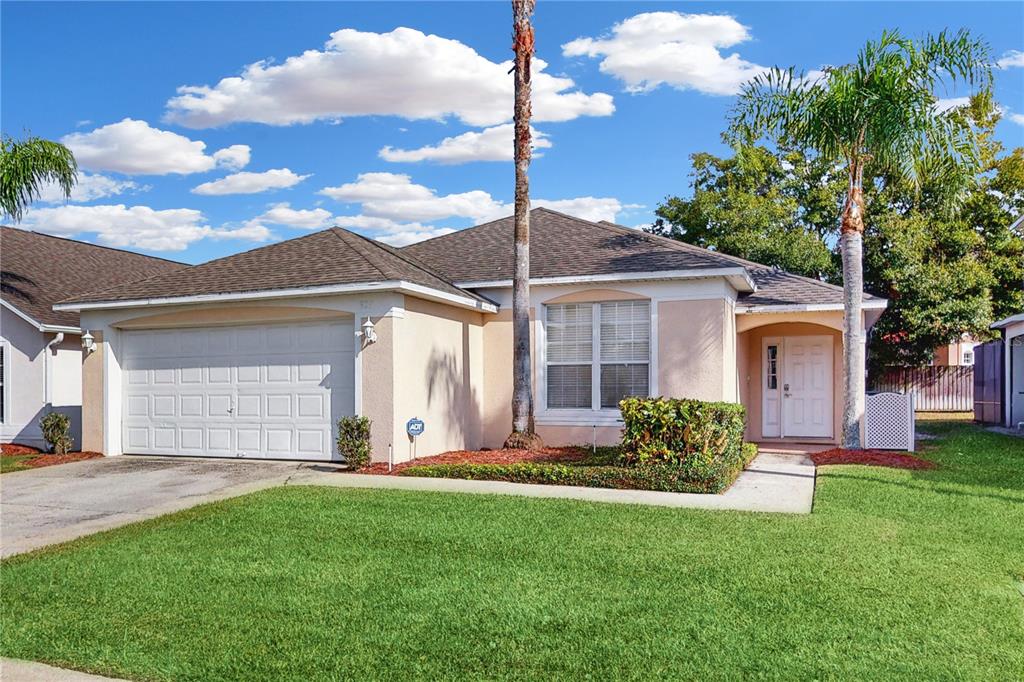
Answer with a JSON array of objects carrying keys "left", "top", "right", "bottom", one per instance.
[
  {"left": 403, "top": 208, "right": 742, "bottom": 282},
  {"left": 404, "top": 208, "right": 879, "bottom": 308},
  {"left": 0, "top": 228, "right": 186, "bottom": 328},
  {"left": 60, "top": 228, "right": 486, "bottom": 306}
]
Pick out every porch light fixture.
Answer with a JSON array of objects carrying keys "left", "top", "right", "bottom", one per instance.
[
  {"left": 81, "top": 330, "right": 96, "bottom": 353},
  {"left": 360, "top": 317, "right": 377, "bottom": 345}
]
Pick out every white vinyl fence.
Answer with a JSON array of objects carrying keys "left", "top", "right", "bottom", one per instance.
[{"left": 864, "top": 392, "right": 916, "bottom": 451}]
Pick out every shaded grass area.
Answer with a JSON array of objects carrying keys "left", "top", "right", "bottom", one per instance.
[
  {"left": 2, "top": 423, "right": 1023, "bottom": 680},
  {"left": 0, "top": 455, "right": 34, "bottom": 473}
]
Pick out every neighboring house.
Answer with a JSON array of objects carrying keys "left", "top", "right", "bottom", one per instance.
[
  {"left": 55, "top": 209, "right": 886, "bottom": 463},
  {"left": 0, "top": 228, "right": 185, "bottom": 449},
  {"left": 991, "top": 312, "right": 1024, "bottom": 428},
  {"left": 931, "top": 334, "right": 980, "bottom": 366}
]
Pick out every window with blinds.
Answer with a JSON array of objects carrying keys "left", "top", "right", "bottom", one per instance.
[{"left": 545, "top": 300, "right": 650, "bottom": 410}]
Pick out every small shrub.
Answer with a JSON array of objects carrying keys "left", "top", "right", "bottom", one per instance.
[
  {"left": 337, "top": 416, "right": 371, "bottom": 469},
  {"left": 618, "top": 396, "right": 750, "bottom": 489},
  {"left": 40, "top": 412, "right": 73, "bottom": 455}
]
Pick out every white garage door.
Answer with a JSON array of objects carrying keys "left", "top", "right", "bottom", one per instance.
[{"left": 122, "top": 320, "right": 354, "bottom": 461}]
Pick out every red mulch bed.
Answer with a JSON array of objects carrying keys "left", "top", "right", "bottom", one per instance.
[
  {"left": 810, "top": 448, "right": 936, "bottom": 470},
  {"left": 2, "top": 443, "right": 42, "bottom": 456},
  {"left": 358, "top": 446, "right": 589, "bottom": 475},
  {"left": 21, "top": 452, "right": 103, "bottom": 469}
]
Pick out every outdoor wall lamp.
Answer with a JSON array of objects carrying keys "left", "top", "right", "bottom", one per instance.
[
  {"left": 360, "top": 317, "right": 377, "bottom": 345},
  {"left": 81, "top": 330, "right": 96, "bottom": 354}
]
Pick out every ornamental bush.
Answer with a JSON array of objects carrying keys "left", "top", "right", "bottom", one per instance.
[
  {"left": 40, "top": 411, "right": 73, "bottom": 455},
  {"left": 618, "top": 397, "right": 748, "bottom": 488},
  {"left": 337, "top": 416, "right": 371, "bottom": 469},
  {"left": 398, "top": 443, "right": 758, "bottom": 495}
]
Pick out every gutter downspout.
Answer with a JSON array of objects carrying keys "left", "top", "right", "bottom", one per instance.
[{"left": 44, "top": 332, "right": 65, "bottom": 406}]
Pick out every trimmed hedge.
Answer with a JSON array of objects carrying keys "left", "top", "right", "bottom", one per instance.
[
  {"left": 399, "top": 443, "right": 758, "bottom": 494},
  {"left": 619, "top": 397, "right": 747, "bottom": 489}
]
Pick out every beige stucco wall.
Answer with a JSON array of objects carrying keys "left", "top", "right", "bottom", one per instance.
[
  {"left": 391, "top": 296, "right": 485, "bottom": 462},
  {"left": 659, "top": 298, "right": 735, "bottom": 402},
  {"left": 481, "top": 307, "right": 537, "bottom": 449},
  {"left": 360, "top": 314, "right": 396, "bottom": 461},
  {"left": 115, "top": 305, "right": 353, "bottom": 329},
  {"left": 81, "top": 331, "right": 105, "bottom": 452},
  {"left": 739, "top": 322, "right": 843, "bottom": 444}
]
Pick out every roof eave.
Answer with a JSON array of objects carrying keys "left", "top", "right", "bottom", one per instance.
[
  {"left": 991, "top": 312, "right": 1024, "bottom": 329},
  {"left": 1, "top": 299, "right": 81, "bottom": 334},
  {"left": 456, "top": 267, "right": 757, "bottom": 292},
  {"left": 53, "top": 280, "right": 498, "bottom": 315},
  {"left": 736, "top": 300, "right": 889, "bottom": 314}
]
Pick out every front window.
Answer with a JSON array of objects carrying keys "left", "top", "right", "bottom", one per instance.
[
  {"left": 545, "top": 300, "right": 650, "bottom": 411},
  {"left": 962, "top": 350, "right": 974, "bottom": 365}
]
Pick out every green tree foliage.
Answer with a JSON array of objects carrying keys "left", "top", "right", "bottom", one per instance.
[
  {"left": 651, "top": 145, "right": 842, "bottom": 279},
  {"left": 0, "top": 134, "right": 77, "bottom": 222},
  {"left": 654, "top": 87, "right": 1020, "bottom": 372}
]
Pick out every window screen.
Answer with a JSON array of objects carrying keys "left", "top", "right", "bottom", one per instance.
[
  {"left": 546, "top": 301, "right": 650, "bottom": 410},
  {"left": 546, "top": 304, "right": 593, "bottom": 409}
]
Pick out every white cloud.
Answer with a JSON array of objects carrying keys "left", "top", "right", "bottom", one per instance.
[
  {"left": 562, "top": 12, "right": 766, "bottom": 96},
  {"left": 62, "top": 119, "right": 251, "bottom": 175},
  {"left": 996, "top": 50, "right": 1024, "bottom": 69},
  {"left": 34, "top": 172, "right": 142, "bottom": 204},
  {"left": 259, "top": 202, "right": 333, "bottom": 229},
  {"left": 377, "top": 227, "right": 456, "bottom": 247},
  {"left": 935, "top": 96, "right": 970, "bottom": 113},
  {"left": 319, "top": 172, "right": 629, "bottom": 242},
  {"left": 21, "top": 204, "right": 271, "bottom": 251},
  {"left": 191, "top": 168, "right": 309, "bottom": 195},
  {"left": 165, "top": 27, "right": 614, "bottom": 128},
  {"left": 319, "top": 172, "right": 507, "bottom": 223},
  {"left": 379, "top": 124, "right": 552, "bottom": 164},
  {"left": 212, "top": 145, "right": 251, "bottom": 170},
  {"left": 1009, "top": 112, "right": 1024, "bottom": 127},
  {"left": 533, "top": 197, "right": 626, "bottom": 223}
]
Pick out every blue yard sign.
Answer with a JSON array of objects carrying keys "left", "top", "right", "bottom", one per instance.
[{"left": 406, "top": 418, "right": 425, "bottom": 438}]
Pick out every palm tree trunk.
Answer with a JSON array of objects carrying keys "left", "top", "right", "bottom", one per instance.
[
  {"left": 840, "top": 181, "right": 865, "bottom": 448},
  {"left": 505, "top": 0, "right": 542, "bottom": 449}
]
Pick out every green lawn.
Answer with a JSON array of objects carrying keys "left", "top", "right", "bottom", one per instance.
[
  {"left": 0, "top": 454, "right": 35, "bottom": 473},
  {"left": 2, "top": 422, "right": 1022, "bottom": 680}
]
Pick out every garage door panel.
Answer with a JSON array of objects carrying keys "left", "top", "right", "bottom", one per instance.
[{"left": 122, "top": 320, "right": 353, "bottom": 461}]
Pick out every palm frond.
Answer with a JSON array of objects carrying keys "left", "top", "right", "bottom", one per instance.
[{"left": 0, "top": 134, "right": 79, "bottom": 223}]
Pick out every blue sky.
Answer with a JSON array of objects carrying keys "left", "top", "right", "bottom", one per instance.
[{"left": 3, "top": 1, "right": 1022, "bottom": 264}]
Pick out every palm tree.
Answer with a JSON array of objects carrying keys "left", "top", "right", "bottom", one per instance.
[
  {"left": 504, "top": 0, "right": 543, "bottom": 450},
  {"left": 729, "top": 30, "right": 991, "bottom": 448},
  {"left": 0, "top": 134, "right": 78, "bottom": 222}
]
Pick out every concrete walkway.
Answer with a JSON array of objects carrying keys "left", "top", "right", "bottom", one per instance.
[
  {"left": 2, "top": 658, "right": 126, "bottom": 681},
  {"left": 290, "top": 452, "right": 816, "bottom": 514},
  {"left": 2, "top": 452, "right": 815, "bottom": 559}
]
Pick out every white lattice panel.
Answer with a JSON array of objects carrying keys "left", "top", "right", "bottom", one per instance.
[{"left": 864, "top": 392, "right": 915, "bottom": 451}]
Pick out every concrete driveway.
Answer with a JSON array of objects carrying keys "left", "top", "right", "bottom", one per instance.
[{"left": 0, "top": 456, "right": 340, "bottom": 558}]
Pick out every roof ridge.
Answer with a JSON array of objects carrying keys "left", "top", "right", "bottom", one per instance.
[
  {"left": 338, "top": 228, "right": 491, "bottom": 303},
  {"left": 328, "top": 228, "right": 390, "bottom": 281},
  {"left": 0, "top": 226, "right": 188, "bottom": 266}
]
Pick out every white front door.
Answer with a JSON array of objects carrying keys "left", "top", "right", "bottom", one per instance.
[
  {"left": 121, "top": 320, "right": 355, "bottom": 461},
  {"left": 782, "top": 335, "right": 833, "bottom": 438}
]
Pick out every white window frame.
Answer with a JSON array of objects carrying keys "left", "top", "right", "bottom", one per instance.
[{"left": 537, "top": 300, "right": 656, "bottom": 425}]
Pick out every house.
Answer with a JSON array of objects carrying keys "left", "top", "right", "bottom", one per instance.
[
  {"left": 54, "top": 209, "right": 887, "bottom": 463},
  {"left": 931, "top": 334, "right": 980, "bottom": 366},
  {"left": 991, "top": 312, "right": 1024, "bottom": 428},
  {"left": 0, "top": 228, "right": 185, "bottom": 449}
]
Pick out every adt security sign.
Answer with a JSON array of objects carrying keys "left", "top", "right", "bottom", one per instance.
[{"left": 406, "top": 418, "right": 425, "bottom": 438}]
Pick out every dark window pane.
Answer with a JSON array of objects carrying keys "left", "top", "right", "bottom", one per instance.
[
  {"left": 600, "top": 364, "right": 649, "bottom": 408},
  {"left": 547, "top": 365, "right": 592, "bottom": 409}
]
